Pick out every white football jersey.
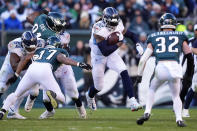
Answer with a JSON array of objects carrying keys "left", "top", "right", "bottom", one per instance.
[
  {"left": 89, "top": 20, "right": 124, "bottom": 55},
  {"left": 8, "top": 37, "right": 45, "bottom": 58}
]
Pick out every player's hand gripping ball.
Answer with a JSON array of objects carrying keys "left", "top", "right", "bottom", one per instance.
[{"left": 107, "top": 32, "right": 123, "bottom": 45}]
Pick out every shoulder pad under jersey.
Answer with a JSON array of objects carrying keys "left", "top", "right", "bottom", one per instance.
[
  {"left": 8, "top": 38, "right": 24, "bottom": 57},
  {"left": 92, "top": 21, "right": 106, "bottom": 36}
]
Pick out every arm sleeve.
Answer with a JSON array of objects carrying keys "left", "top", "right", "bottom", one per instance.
[
  {"left": 137, "top": 48, "right": 153, "bottom": 76},
  {"left": 97, "top": 40, "right": 119, "bottom": 56},
  {"left": 124, "top": 30, "right": 139, "bottom": 44}
]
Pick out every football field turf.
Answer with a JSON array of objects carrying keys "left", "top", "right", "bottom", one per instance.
[{"left": 0, "top": 108, "right": 196, "bottom": 131}]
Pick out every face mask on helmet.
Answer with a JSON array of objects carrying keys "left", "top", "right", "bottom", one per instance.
[
  {"left": 22, "top": 32, "right": 37, "bottom": 53},
  {"left": 102, "top": 7, "right": 120, "bottom": 30},
  {"left": 46, "top": 13, "right": 66, "bottom": 33},
  {"left": 159, "top": 13, "right": 177, "bottom": 30}
]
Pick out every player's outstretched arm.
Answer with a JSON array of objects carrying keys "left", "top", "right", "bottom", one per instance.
[
  {"left": 122, "top": 29, "right": 144, "bottom": 55},
  {"left": 26, "top": 9, "right": 50, "bottom": 25},
  {"left": 6, "top": 53, "right": 33, "bottom": 85},
  {"left": 10, "top": 53, "right": 20, "bottom": 72},
  {"left": 57, "top": 53, "right": 92, "bottom": 70},
  {"left": 137, "top": 43, "right": 153, "bottom": 76}
]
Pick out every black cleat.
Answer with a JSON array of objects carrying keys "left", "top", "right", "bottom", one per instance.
[
  {"left": 137, "top": 113, "right": 150, "bottom": 125},
  {"left": 46, "top": 90, "right": 58, "bottom": 109},
  {"left": 0, "top": 111, "right": 5, "bottom": 120},
  {"left": 177, "top": 120, "right": 186, "bottom": 127}
]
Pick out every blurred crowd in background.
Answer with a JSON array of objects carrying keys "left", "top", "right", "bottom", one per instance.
[{"left": 0, "top": 0, "right": 197, "bottom": 31}]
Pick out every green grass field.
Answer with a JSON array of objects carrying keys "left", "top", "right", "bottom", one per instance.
[{"left": 0, "top": 108, "right": 196, "bottom": 131}]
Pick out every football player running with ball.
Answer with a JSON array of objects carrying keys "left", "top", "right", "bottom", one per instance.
[
  {"left": 136, "top": 13, "right": 194, "bottom": 127},
  {"left": 0, "top": 36, "right": 91, "bottom": 120},
  {"left": 86, "top": 7, "right": 144, "bottom": 111}
]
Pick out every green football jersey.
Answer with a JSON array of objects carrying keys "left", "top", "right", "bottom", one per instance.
[
  {"left": 32, "top": 14, "right": 58, "bottom": 41},
  {"left": 146, "top": 31, "right": 188, "bottom": 63},
  {"left": 32, "top": 47, "right": 69, "bottom": 72}
]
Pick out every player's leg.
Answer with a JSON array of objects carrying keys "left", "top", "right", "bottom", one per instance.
[
  {"left": 60, "top": 65, "right": 86, "bottom": 118},
  {"left": 107, "top": 52, "right": 142, "bottom": 111},
  {"left": 169, "top": 78, "right": 186, "bottom": 127},
  {"left": 7, "top": 97, "right": 26, "bottom": 119},
  {"left": 24, "top": 84, "right": 40, "bottom": 112},
  {"left": 137, "top": 63, "right": 167, "bottom": 125},
  {"left": 86, "top": 55, "right": 106, "bottom": 110},
  {"left": 0, "top": 53, "right": 14, "bottom": 98},
  {"left": 39, "top": 89, "right": 55, "bottom": 119},
  {"left": 182, "top": 72, "right": 197, "bottom": 117},
  {"left": 40, "top": 67, "right": 65, "bottom": 107},
  {"left": 0, "top": 67, "right": 36, "bottom": 120}
]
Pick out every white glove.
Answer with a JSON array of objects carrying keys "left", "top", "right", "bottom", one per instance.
[
  {"left": 136, "top": 43, "right": 144, "bottom": 55},
  {"left": 117, "top": 32, "right": 124, "bottom": 42}
]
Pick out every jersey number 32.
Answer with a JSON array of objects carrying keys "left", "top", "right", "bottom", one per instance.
[{"left": 156, "top": 36, "right": 179, "bottom": 53}]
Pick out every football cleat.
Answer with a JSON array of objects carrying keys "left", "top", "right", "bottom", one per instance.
[
  {"left": 76, "top": 104, "right": 87, "bottom": 119},
  {"left": 137, "top": 113, "right": 151, "bottom": 125},
  {"left": 182, "top": 109, "right": 190, "bottom": 118},
  {"left": 130, "top": 97, "right": 142, "bottom": 111},
  {"left": 39, "top": 109, "right": 55, "bottom": 119},
  {"left": 7, "top": 112, "right": 26, "bottom": 119},
  {"left": 46, "top": 90, "right": 58, "bottom": 109},
  {"left": 0, "top": 111, "right": 5, "bottom": 120},
  {"left": 177, "top": 120, "right": 186, "bottom": 127},
  {"left": 86, "top": 92, "right": 97, "bottom": 110},
  {"left": 25, "top": 95, "right": 35, "bottom": 112}
]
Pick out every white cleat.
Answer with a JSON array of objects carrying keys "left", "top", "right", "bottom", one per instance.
[
  {"left": 86, "top": 92, "right": 97, "bottom": 110},
  {"left": 25, "top": 95, "right": 35, "bottom": 112},
  {"left": 182, "top": 109, "right": 190, "bottom": 118},
  {"left": 7, "top": 112, "right": 26, "bottom": 119},
  {"left": 39, "top": 109, "right": 55, "bottom": 119},
  {"left": 130, "top": 97, "right": 142, "bottom": 111},
  {"left": 76, "top": 105, "right": 87, "bottom": 119}
]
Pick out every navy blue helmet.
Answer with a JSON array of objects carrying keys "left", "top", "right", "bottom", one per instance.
[
  {"left": 159, "top": 13, "right": 177, "bottom": 30},
  {"left": 46, "top": 12, "right": 66, "bottom": 33},
  {"left": 102, "top": 7, "right": 120, "bottom": 29},
  {"left": 21, "top": 31, "right": 37, "bottom": 52}
]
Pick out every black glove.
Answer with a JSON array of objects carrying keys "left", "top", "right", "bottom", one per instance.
[
  {"left": 78, "top": 62, "right": 92, "bottom": 70},
  {"left": 133, "top": 76, "right": 142, "bottom": 88},
  {"left": 6, "top": 73, "right": 20, "bottom": 85}
]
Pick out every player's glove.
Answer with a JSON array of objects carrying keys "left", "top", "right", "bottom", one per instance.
[
  {"left": 118, "top": 32, "right": 124, "bottom": 42},
  {"left": 133, "top": 76, "right": 142, "bottom": 88},
  {"left": 77, "top": 62, "right": 92, "bottom": 70},
  {"left": 6, "top": 73, "right": 21, "bottom": 85},
  {"left": 136, "top": 43, "right": 144, "bottom": 55}
]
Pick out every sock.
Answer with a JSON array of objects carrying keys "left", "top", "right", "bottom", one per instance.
[
  {"left": 43, "top": 101, "right": 53, "bottom": 112},
  {"left": 144, "top": 89, "right": 155, "bottom": 114},
  {"left": 120, "top": 70, "right": 134, "bottom": 98},
  {"left": 184, "top": 88, "right": 195, "bottom": 109},
  {"left": 88, "top": 86, "right": 99, "bottom": 98},
  {"left": 9, "top": 97, "right": 24, "bottom": 113},
  {"left": 173, "top": 96, "right": 182, "bottom": 121},
  {"left": 30, "top": 95, "right": 37, "bottom": 101},
  {"left": 72, "top": 98, "right": 82, "bottom": 107}
]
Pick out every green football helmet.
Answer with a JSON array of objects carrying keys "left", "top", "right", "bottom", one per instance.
[
  {"left": 159, "top": 13, "right": 177, "bottom": 30},
  {"left": 46, "top": 36, "right": 61, "bottom": 48},
  {"left": 46, "top": 12, "right": 66, "bottom": 33}
]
